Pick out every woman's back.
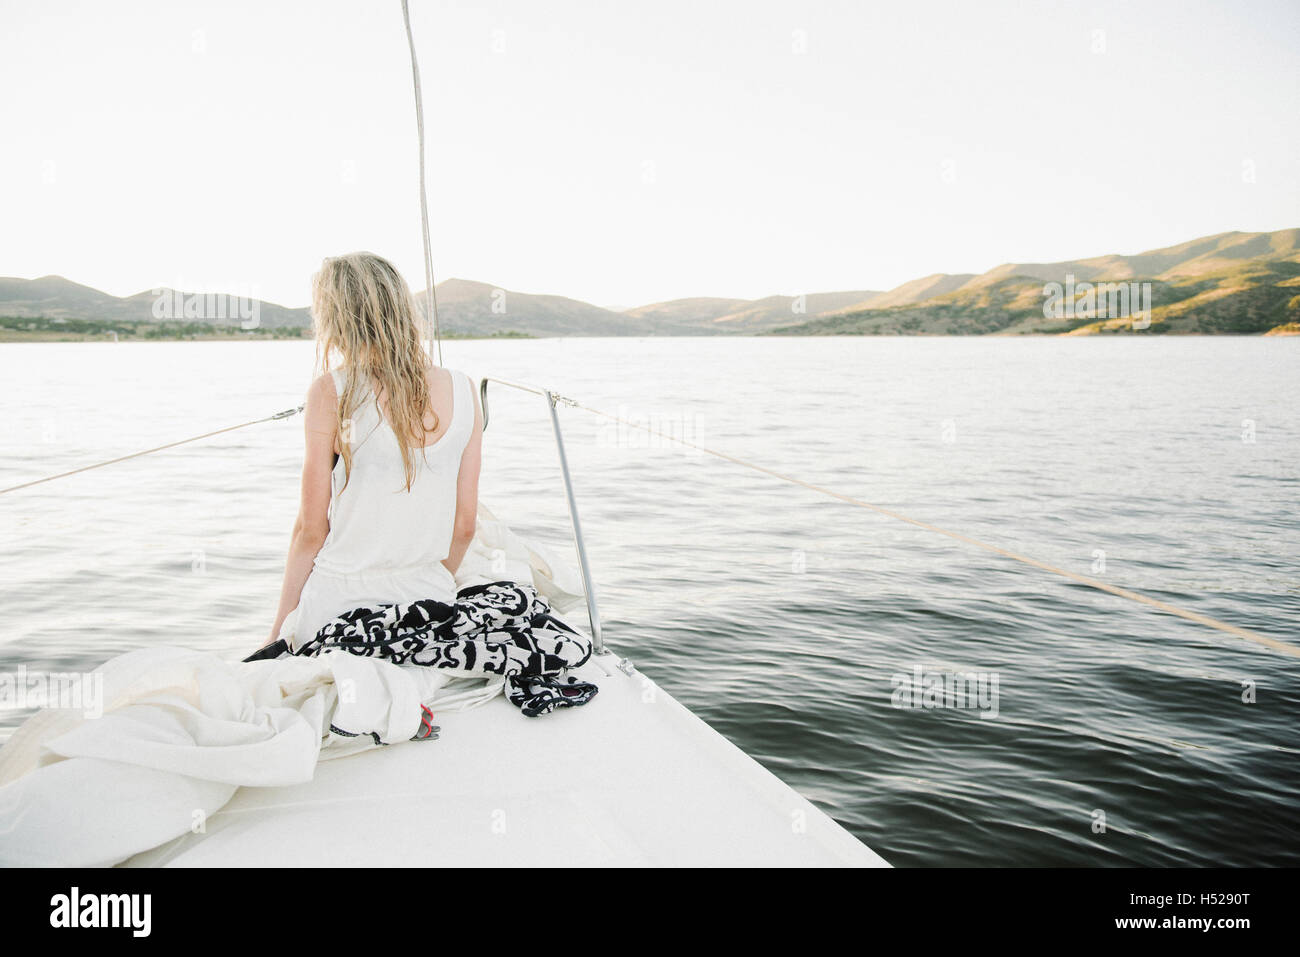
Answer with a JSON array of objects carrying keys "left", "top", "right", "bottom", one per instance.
[{"left": 313, "top": 364, "right": 475, "bottom": 577}]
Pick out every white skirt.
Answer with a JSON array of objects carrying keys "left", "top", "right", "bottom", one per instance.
[{"left": 278, "top": 561, "right": 459, "bottom": 653}]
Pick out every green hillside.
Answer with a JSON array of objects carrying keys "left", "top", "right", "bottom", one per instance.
[{"left": 769, "top": 259, "right": 1300, "bottom": 336}]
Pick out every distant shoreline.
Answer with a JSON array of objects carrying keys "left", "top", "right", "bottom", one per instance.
[
  {"left": 0, "top": 332, "right": 540, "bottom": 343},
  {"left": 0, "top": 317, "right": 536, "bottom": 343},
  {"left": 5, "top": 330, "right": 1297, "bottom": 343},
  {"left": 2, "top": 314, "right": 1297, "bottom": 342}
]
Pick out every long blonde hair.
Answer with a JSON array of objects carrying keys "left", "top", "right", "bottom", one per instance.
[{"left": 311, "top": 252, "right": 436, "bottom": 492}]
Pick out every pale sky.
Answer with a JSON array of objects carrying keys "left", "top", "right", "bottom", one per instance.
[{"left": 1, "top": 0, "right": 1297, "bottom": 309}]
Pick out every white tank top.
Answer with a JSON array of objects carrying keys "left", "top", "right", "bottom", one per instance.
[{"left": 310, "top": 365, "right": 475, "bottom": 577}]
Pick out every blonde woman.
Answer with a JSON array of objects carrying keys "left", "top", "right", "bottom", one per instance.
[
  {"left": 257, "top": 252, "right": 595, "bottom": 718},
  {"left": 264, "top": 252, "right": 482, "bottom": 652}
]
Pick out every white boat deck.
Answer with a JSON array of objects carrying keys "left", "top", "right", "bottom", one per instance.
[{"left": 123, "top": 649, "right": 888, "bottom": 867}]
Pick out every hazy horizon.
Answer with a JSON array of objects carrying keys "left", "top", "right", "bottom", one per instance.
[
  {"left": 7, "top": 224, "right": 1299, "bottom": 314},
  {"left": 2, "top": 0, "right": 1297, "bottom": 310}
]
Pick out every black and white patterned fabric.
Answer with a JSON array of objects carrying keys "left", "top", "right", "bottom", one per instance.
[{"left": 295, "top": 582, "right": 598, "bottom": 718}]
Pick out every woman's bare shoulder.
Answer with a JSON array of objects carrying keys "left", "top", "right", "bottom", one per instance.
[
  {"left": 308, "top": 369, "right": 341, "bottom": 397},
  {"left": 303, "top": 371, "right": 340, "bottom": 419}
]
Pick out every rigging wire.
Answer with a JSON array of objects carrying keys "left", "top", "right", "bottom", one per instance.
[
  {"left": 0, "top": 405, "right": 302, "bottom": 495},
  {"left": 561, "top": 397, "right": 1299, "bottom": 660}
]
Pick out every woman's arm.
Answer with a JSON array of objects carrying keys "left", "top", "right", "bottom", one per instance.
[
  {"left": 264, "top": 373, "right": 338, "bottom": 646},
  {"left": 442, "top": 376, "right": 484, "bottom": 577}
]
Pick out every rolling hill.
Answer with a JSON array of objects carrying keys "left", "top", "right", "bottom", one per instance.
[
  {"left": 771, "top": 229, "right": 1300, "bottom": 336},
  {"left": 623, "top": 290, "right": 882, "bottom": 332},
  {"left": 415, "top": 278, "right": 647, "bottom": 337},
  {"left": 0, "top": 276, "right": 311, "bottom": 329}
]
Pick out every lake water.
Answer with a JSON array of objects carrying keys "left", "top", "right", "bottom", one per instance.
[{"left": 1, "top": 336, "right": 1297, "bottom": 866}]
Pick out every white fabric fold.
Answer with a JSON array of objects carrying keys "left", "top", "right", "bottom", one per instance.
[
  {"left": 0, "top": 649, "right": 427, "bottom": 866},
  {"left": 0, "top": 501, "right": 582, "bottom": 867},
  {"left": 459, "top": 503, "right": 587, "bottom": 618}
]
